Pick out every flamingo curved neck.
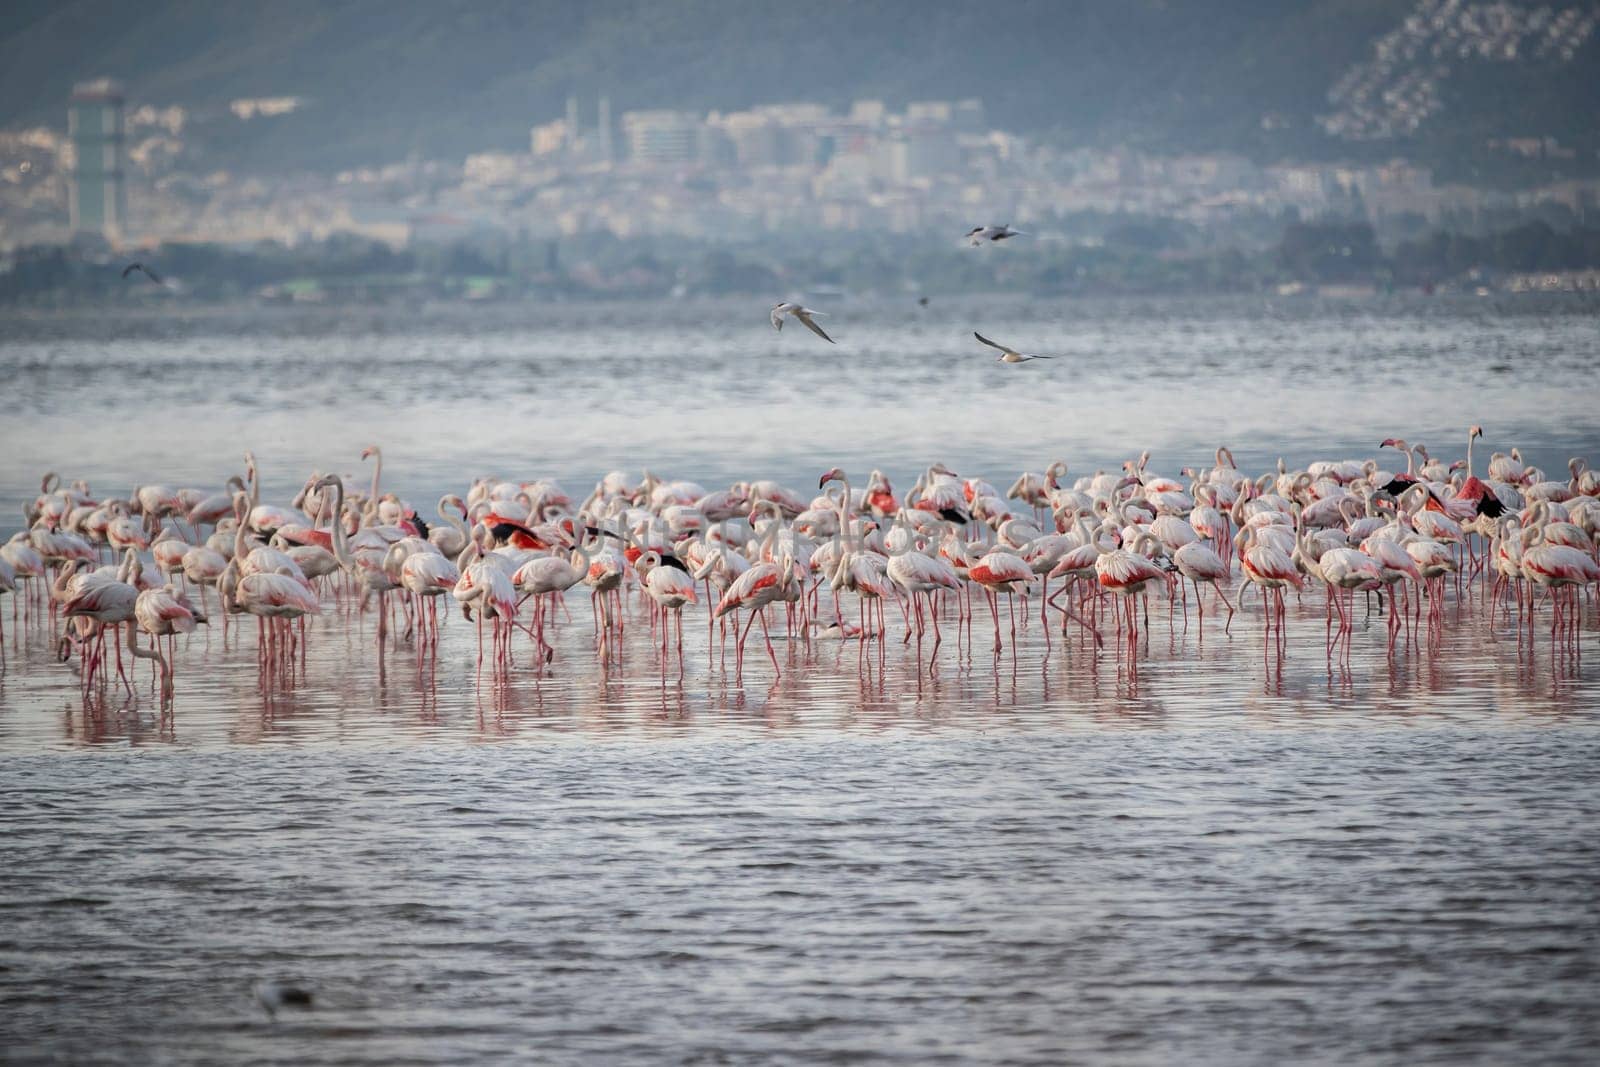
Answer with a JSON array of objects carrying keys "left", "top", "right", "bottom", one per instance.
[
  {"left": 367, "top": 448, "right": 383, "bottom": 505},
  {"left": 323, "top": 480, "right": 353, "bottom": 568},
  {"left": 232, "top": 499, "right": 250, "bottom": 562}
]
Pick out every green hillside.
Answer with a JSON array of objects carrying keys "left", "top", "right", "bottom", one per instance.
[{"left": 2, "top": 0, "right": 1596, "bottom": 175}]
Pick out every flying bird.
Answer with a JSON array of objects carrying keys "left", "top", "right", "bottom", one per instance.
[
  {"left": 770, "top": 302, "right": 835, "bottom": 344},
  {"left": 966, "top": 224, "right": 1025, "bottom": 246},
  {"left": 974, "top": 332, "right": 1053, "bottom": 364},
  {"left": 121, "top": 263, "right": 164, "bottom": 285}
]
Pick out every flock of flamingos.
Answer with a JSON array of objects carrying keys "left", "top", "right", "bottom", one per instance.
[{"left": 3, "top": 428, "right": 1598, "bottom": 709}]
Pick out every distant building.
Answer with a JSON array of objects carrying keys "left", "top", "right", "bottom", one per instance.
[
  {"left": 530, "top": 119, "right": 569, "bottom": 156},
  {"left": 849, "top": 99, "right": 886, "bottom": 126},
  {"left": 952, "top": 99, "right": 986, "bottom": 134},
  {"left": 905, "top": 101, "right": 953, "bottom": 125},
  {"left": 68, "top": 78, "right": 127, "bottom": 239},
  {"left": 565, "top": 96, "right": 581, "bottom": 146},
  {"left": 597, "top": 96, "right": 613, "bottom": 164},
  {"left": 621, "top": 110, "right": 700, "bottom": 166},
  {"left": 891, "top": 126, "right": 961, "bottom": 183}
]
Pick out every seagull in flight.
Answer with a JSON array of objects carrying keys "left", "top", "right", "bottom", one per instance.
[
  {"left": 974, "top": 332, "right": 1053, "bottom": 364},
  {"left": 121, "top": 262, "right": 164, "bottom": 285},
  {"left": 965, "top": 224, "right": 1025, "bottom": 246},
  {"left": 770, "top": 302, "right": 835, "bottom": 344}
]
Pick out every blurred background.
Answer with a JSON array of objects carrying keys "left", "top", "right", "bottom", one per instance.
[{"left": 2, "top": 0, "right": 1600, "bottom": 302}]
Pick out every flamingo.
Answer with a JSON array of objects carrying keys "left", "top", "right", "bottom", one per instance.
[
  {"left": 714, "top": 556, "right": 794, "bottom": 679},
  {"left": 32, "top": 524, "right": 97, "bottom": 568},
  {"left": 236, "top": 570, "right": 320, "bottom": 669},
  {"left": 187, "top": 476, "right": 248, "bottom": 529},
  {"left": 3, "top": 533, "right": 47, "bottom": 611},
  {"left": 133, "top": 484, "right": 185, "bottom": 535},
  {"left": 1360, "top": 534, "right": 1422, "bottom": 654},
  {"left": 690, "top": 535, "right": 750, "bottom": 664},
  {"left": 14, "top": 442, "right": 1598, "bottom": 701},
  {"left": 431, "top": 495, "right": 471, "bottom": 559},
  {"left": 1312, "top": 540, "right": 1384, "bottom": 661},
  {"left": 513, "top": 550, "right": 586, "bottom": 664},
  {"left": 1172, "top": 539, "right": 1236, "bottom": 634},
  {"left": 107, "top": 509, "right": 151, "bottom": 553},
  {"left": 132, "top": 571, "right": 200, "bottom": 704},
  {"left": 149, "top": 529, "right": 190, "bottom": 584},
  {"left": 181, "top": 543, "right": 229, "bottom": 619},
  {"left": 1045, "top": 531, "right": 1104, "bottom": 642},
  {"left": 638, "top": 550, "right": 698, "bottom": 678},
  {"left": 393, "top": 544, "right": 460, "bottom": 650},
  {"left": 1093, "top": 532, "right": 1168, "bottom": 664},
  {"left": 453, "top": 536, "right": 519, "bottom": 672},
  {"left": 1241, "top": 525, "right": 1301, "bottom": 656},
  {"left": 886, "top": 547, "right": 963, "bottom": 666},
  {"left": 61, "top": 552, "right": 139, "bottom": 694},
  {"left": 582, "top": 529, "right": 628, "bottom": 657},
  {"left": 1016, "top": 530, "right": 1102, "bottom": 650},
  {"left": 1519, "top": 521, "right": 1600, "bottom": 650},
  {"left": 315, "top": 476, "right": 398, "bottom": 643},
  {"left": 1406, "top": 538, "right": 1459, "bottom": 632},
  {"left": 1453, "top": 425, "right": 1505, "bottom": 523},
  {"left": 821, "top": 471, "right": 894, "bottom": 645},
  {"left": 968, "top": 548, "right": 1037, "bottom": 656}
]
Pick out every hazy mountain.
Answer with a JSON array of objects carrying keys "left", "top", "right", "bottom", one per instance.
[{"left": 2, "top": 0, "right": 1596, "bottom": 175}]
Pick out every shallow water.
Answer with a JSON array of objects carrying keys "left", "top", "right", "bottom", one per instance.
[
  {"left": 4, "top": 729, "right": 1597, "bottom": 1064},
  {"left": 2, "top": 294, "right": 1599, "bottom": 1063},
  {"left": 2, "top": 292, "right": 1598, "bottom": 514}
]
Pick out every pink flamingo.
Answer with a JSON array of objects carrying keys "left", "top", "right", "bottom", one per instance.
[
  {"left": 1241, "top": 525, "right": 1301, "bottom": 656},
  {"left": 133, "top": 576, "right": 199, "bottom": 705},
  {"left": 513, "top": 550, "right": 586, "bottom": 664},
  {"left": 453, "top": 537, "right": 519, "bottom": 673},
  {"left": 886, "top": 547, "right": 964, "bottom": 666},
  {"left": 1094, "top": 532, "right": 1168, "bottom": 664},
  {"left": 714, "top": 556, "right": 794, "bottom": 680},
  {"left": 61, "top": 554, "right": 139, "bottom": 694},
  {"left": 969, "top": 548, "right": 1036, "bottom": 656},
  {"left": 638, "top": 550, "right": 698, "bottom": 678},
  {"left": 394, "top": 546, "right": 460, "bottom": 652},
  {"left": 1520, "top": 521, "right": 1600, "bottom": 651},
  {"left": 1173, "top": 538, "right": 1236, "bottom": 634}
]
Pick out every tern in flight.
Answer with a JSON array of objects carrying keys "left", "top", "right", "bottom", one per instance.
[
  {"left": 770, "top": 302, "right": 835, "bottom": 344},
  {"left": 121, "top": 263, "right": 164, "bottom": 285},
  {"left": 974, "top": 332, "right": 1053, "bottom": 364},
  {"left": 965, "top": 224, "right": 1025, "bottom": 246}
]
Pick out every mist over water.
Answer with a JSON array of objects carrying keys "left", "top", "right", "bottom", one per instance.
[{"left": 2, "top": 293, "right": 1598, "bottom": 1064}]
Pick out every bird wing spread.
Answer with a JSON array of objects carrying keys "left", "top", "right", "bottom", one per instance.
[
  {"left": 973, "top": 332, "right": 1017, "bottom": 355},
  {"left": 795, "top": 311, "right": 835, "bottom": 343}
]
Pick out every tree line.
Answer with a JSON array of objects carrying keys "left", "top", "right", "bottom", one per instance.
[{"left": 4, "top": 219, "right": 1599, "bottom": 305}]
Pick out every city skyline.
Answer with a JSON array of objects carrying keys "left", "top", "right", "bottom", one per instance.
[
  {"left": 4, "top": 0, "right": 1600, "bottom": 254},
  {"left": 7, "top": 79, "right": 1597, "bottom": 257}
]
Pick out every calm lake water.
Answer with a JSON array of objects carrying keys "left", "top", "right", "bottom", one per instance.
[{"left": 1, "top": 294, "right": 1598, "bottom": 1064}]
